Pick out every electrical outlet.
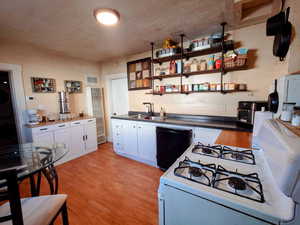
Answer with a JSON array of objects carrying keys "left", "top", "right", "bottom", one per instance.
[{"left": 26, "top": 96, "right": 34, "bottom": 101}]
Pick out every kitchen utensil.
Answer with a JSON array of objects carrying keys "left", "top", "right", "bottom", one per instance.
[
  {"left": 273, "top": 7, "right": 292, "bottom": 61},
  {"left": 266, "top": 11, "right": 285, "bottom": 36},
  {"left": 268, "top": 79, "right": 279, "bottom": 113}
]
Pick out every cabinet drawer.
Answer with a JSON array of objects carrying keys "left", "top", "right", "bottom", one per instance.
[
  {"left": 70, "top": 120, "right": 84, "bottom": 127},
  {"left": 53, "top": 122, "right": 70, "bottom": 130},
  {"left": 32, "top": 125, "right": 54, "bottom": 134},
  {"left": 85, "top": 118, "right": 96, "bottom": 124}
]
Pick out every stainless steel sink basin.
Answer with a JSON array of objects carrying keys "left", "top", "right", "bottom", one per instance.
[{"left": 130, "top": 115, "right": 167, "bottom": 121}]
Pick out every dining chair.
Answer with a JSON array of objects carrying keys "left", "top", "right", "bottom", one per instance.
[{"left": 0, "top": 169, "right": 69, "bottom": 225}]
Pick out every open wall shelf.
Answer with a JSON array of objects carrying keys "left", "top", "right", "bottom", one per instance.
[
  {"left": 146, "top": 90, "right": 250, "bottom": 96},
  {"left": 152, "top": 41, "right": 234, "bottom": 64},
  {"left": 147, "top": 22, "right": 250, "bottom": 95},
  {"left": 148, "top": 65, "right": 248, "bottom": 80}
]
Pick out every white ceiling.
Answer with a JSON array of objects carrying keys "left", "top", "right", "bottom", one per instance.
[{"left": 0, "top": 0, "right": 247, "bottom": 61}]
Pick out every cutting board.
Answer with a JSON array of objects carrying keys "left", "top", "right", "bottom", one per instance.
[{"left": 277, "top": 119, "right": 300, "bottom": 137}]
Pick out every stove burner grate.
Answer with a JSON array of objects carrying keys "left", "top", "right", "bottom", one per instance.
[
  {"left": 212, "top": 165, "right": 265, "bottom": 203},
  {"left": 192, "top": 142, "right": 222, "bottom": 158},
  {"left": 228, "top": 177, "right": 247, "bottom": 191}
]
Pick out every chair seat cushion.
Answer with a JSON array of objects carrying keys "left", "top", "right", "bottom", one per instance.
[{"left": 0, "top": 194, "right": 67, "bottom": 225}]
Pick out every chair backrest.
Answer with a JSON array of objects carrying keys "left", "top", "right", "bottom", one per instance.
[{"left": 0, "top": 169, "right": 24, "bottom": 225}]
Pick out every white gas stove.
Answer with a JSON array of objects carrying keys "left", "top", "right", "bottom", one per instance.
[{"left": 158, "top": 119, "right": 300, "bottom": 225}]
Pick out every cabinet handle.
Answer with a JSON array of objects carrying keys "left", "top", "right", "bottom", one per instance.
[
  {"left": 88, "top": 120, "right": 93, "bottom": 122},
  {"left": 138, "top": 126, "right": 141, "bottom": 129},
  {"left": 74, "top": 122, "right": 80, "bottom": 125},
  {"left": 58, "top": 125, "right": 65, "bottom": 127},
  {"left": 83, "top": 135, "right": 85, "bottom": 141},
  {"left": 86, "top": 135, "right": 88, "bottom": 140},
  {"left": 40, "top": 128, "right": 48, "bottom": 131}
]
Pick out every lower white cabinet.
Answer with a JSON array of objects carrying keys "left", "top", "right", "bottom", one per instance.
[
  {"left": 137, "top": 123, "right": 156, "bottom": 162},
  {"left": 27, "top": 118, "right": 98, "bottom": 164},
  {"left": 32, "top": 131, "right": 54, "bottom": 147},
  {"left": 111, "top": 118, "right": 222, "bottom": 167},
  {"left": 123, "top": 121, "right": 139, "bottom": 156}
]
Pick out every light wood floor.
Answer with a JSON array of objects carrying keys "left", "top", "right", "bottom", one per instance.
[{"left": 20, "top": 130, "right": 251, "bottom": 225}]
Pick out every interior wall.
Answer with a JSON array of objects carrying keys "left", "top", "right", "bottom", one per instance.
[
  {"left": 0, "top": 38, "right": 102, "bottom": 117},
  {"left": 101, "top": 23, "right": 288, "bottom": 119},
  {"left": 287, "top": 0, "right": 300, "bottom": 73}
]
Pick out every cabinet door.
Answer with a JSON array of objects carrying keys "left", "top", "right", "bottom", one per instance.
[
  {"left": 32, "top": 132, "right": 54, "bottom": 147},
  {"left": 70, "top": 126, "right": 85, "bottom": 158},
  {"left": 137, "top": 123, "right": 156, "bottom": 163},
  {"left": 54, "top": 128, "right": 71, "bottom": 163},
  {"left": 193, "top": 128, "right": 221, "bottom": 144},
  {"left": 123, "top": 121, "right": 138, "bottom": 156},
  {"left": 85, "top": 123, "right": 98, "bottom": 153},
  {"left": 112, "top": 120, "right": 124, "bottom": 153},
  {"left": 287, "top": 77, "right": 300, "bottom": 105}
]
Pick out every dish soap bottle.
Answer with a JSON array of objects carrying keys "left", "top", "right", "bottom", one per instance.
[{"left": 160, "top": 107, "right": 165, "bottom": 119}]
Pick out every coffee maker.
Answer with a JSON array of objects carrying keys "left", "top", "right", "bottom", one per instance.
[{"left": 27, "top": 109, "right": 40, "bottom": 125}]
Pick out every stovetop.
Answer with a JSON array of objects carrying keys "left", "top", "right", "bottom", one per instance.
[
  {"left": 192, "top": 142, "right": 256, "bottom": 165},
  {"left": 174, "top": 155, "right": 264, "bottom": 203}
]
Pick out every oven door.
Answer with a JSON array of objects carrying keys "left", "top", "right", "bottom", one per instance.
[
  {"left": 160, "top": 184, "right": 273, "bottom": 225},
  {"left": 238, "top": 109, "right": 253, "bottom": 124}
]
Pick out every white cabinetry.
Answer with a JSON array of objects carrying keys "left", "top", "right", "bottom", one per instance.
[
  {"left": 84, "top": 120, "right": 98, "bottom": 153},
  {"left": 193, "top": 127, "right": 221, "bottom": 144},
  {"left": 111, "top": 118, "right": 222, "bottom": 167},
  {"left": 112, "top": 120, "right": 124, "bottom": 153},
  {"left": 32, "top": 131, "right": 54, "bottom": 147},
  {"left": 123, "top": 121, "right": 138, "bottom": 156},
  {"left": 27, "top": 118, "right": 98, "bottom": 165},
  {"left": 137, "top": 123, "right": 156, "bottom": 162}
]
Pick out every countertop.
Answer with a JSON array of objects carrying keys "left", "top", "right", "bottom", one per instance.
[
  {"left": 25, "top": 116, "right": 95, "bottom": 128},
  {"left": 111, "top": 113, "right": 252, "bottom": 132}
]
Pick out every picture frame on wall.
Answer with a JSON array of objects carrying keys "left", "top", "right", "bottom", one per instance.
[
  {"left": 127, "top": 57, "right": 152, "bottom": 90},
  {"left": 64, "top": 80, "right": 82, "bottom": 93},
  {"left": 31, "top": 77, "right": 56, "bottom": 93}
]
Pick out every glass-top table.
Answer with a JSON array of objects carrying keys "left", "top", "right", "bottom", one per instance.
[{"left": 0, "top": 143, "right": 68, "bottom": 196}]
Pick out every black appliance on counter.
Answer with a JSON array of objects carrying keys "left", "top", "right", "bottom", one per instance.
[
  {"left": 237, "top": 101, "right": 268, "bottom": 127},
  {"left": 156, "top": 127, "right": 192, "bottom": 171}
]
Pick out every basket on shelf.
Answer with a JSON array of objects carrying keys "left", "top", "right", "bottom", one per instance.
[{"left": 224, "top": 54, "right": 247, "bottom": 68}]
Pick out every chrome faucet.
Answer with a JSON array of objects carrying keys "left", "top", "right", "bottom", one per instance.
[{"left": 143, "top": 102, "right": 154, "bottom": 116}]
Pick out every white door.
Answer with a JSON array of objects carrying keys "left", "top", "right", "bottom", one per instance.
[
  {"left": 54, "top": 128, "right": 71, "bottom": 163},
  {"left": 111, "top": 78, "right": 129, "bottom": 116},
  {"left": 137, "top": 123, "right": 156, "bottom": 163},
  {"left": 85, "top": 123, "right": 98, "bottom": 153},
  {"left": 70, "top": 126, "right": 85, "bottom": 158},
  {"left": 33, "top": 132, "right": 54, "bottom": 147},
  {"left": 123, "top": 121, "right": 138, "bottom": 156}
]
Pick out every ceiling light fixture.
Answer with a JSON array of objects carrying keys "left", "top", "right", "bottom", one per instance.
[{"left": 94, "top": 8, "right": 120, "bottom": 26}]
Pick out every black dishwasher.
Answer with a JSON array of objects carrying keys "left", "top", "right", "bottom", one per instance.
[{"left": 156, "top": 127, "right": 192, "bottom": 170}]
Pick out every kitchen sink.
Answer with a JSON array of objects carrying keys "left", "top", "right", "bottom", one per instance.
[{"left": 129, "top": 115, "right": 167, "bottom": 121}]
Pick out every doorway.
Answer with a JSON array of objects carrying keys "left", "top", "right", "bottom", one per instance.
[
  {"left": 111, "top": 77, "right": 129, "bottom": 116},
  {"left": 0, "top": 71, "right": 19, "bottom": 146}
]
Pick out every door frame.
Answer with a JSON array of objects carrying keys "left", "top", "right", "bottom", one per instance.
[
  {"left": 104, "top": 73, "right": 128, "bottom": 141},
  {"left": 0, "top": 63, "right": 26, "bottom": 143}
]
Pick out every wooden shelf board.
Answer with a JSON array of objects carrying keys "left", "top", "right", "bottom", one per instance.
[
  {"left": 146, "top": 90, "right": 249, "bottom": 95},
  {"left": 148, "top": 65, "right": 248, "bottom": 80},
  {"left": 152, "top": 41, "right": 234, "bottom": 64}
]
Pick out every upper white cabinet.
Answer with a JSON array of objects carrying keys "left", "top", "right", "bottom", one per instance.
[{"left": 27, "top": 118, "right": 98, "bottom": 165}]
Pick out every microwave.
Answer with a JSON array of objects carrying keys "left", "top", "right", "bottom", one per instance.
[{"left": 237, "top": 101, "right": 268, "bottom": 126}]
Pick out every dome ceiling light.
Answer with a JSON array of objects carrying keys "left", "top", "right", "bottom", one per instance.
[{"left": 94, "top": 8, "right": 120, "bottom": 26}]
